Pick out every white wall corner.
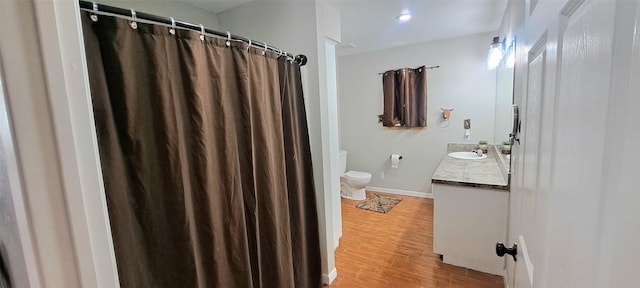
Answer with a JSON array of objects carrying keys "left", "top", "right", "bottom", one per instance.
[
  {"left": 323, "top": 3, "right": 341, "bottom": 43},
  {"left": 314, "top": 0, "right": 340, "bottom": 279}
]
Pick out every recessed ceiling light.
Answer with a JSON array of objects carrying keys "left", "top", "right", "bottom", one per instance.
[{"left": 396, "top": 13, "right": 412, "bottom": 22}]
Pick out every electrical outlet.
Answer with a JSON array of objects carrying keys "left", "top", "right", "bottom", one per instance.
[
  {"left": 464, "top": 119, "right": 471, "bottom": 129},
  {"left": 379, "top": 172, "right": 385, "bottom": 180}
]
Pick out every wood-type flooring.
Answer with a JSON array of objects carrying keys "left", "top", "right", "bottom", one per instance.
[{"left": 328, "top": 192, "right": 504, "bottom": 288}]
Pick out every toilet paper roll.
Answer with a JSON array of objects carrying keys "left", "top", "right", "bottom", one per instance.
[{"left": 391, "top": 154, "right": 401, "bottom": 169}]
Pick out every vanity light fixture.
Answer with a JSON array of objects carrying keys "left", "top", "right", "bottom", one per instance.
[
  {"left": 396, "top": 13, "right": 412, "bottom": 22},
  {"left": 506, "top": 41, "right": 516, "bottom": 68},
  {"left": 487, "top": 36, "right": 504, "bottom": 70}
]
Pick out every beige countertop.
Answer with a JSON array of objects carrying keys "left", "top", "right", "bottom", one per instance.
[{"left": 431, "top": 143, "right": 509, "bottom": 190}]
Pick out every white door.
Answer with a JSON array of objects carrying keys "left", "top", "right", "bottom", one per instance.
[
  {"left": 506, "top": 22, "right": 555, "bottom": 288},
  {"left": 505, "top": 0, "right": 640, "bottom": 287}
]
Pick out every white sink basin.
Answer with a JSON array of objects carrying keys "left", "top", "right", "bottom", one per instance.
[{"left": 448, "top": 152, "right": 487, "bottom": 160}]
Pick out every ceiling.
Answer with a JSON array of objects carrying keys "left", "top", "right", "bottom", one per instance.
[
  {"left": 181, "top": 0, "right": 254, "bottom": 14},
  {"left": 180, "top": 0, "right": 508, "bottom": 56},
  {"left": 334, "top": 0, "right": 508, "bottom": 56}
]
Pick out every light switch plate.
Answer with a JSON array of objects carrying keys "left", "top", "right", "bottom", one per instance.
[{"left": 464, "top": 119, "right": 471, "bottom": 129}]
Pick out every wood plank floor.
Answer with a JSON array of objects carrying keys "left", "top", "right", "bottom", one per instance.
[{"left": 328, "top": 192, "right": 504, "bottom": 288}]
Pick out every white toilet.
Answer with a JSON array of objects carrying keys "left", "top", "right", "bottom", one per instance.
[{"left": 339, "top": 150, "right": 371, "bottom": 200}]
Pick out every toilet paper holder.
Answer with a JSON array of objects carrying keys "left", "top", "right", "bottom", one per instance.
[{"left": 390, "top": 155, "right": 403, "bottom": 160}]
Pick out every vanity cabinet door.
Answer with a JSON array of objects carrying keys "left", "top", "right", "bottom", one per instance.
[{"left": 432, "top": 184, "right": 508, "bottom": 276}]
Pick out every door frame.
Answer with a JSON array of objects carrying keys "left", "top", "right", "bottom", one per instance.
[{"left": 31, "top": 0, "right": 120, "bottom": 286}]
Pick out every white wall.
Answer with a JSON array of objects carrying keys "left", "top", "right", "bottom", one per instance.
[
  {"left": 218, "top": 2, "right": 339, "bottom": 284},
  {"left": 95, "top": 0, "right": 220, "bottom": 29},
  {"left": 338, "top": 32, "right": 497, "bottom": 195}
]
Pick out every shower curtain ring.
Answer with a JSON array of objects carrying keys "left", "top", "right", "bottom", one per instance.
[
  {"left": 169, "top": 17, "right": 176, "bottom": 35},
  {"left": 247, "top": 38, "right": 252, "bottom": 51},
  {"left": 199, "top": 24, "right": 205, "bottom": 41},
  {"left": 169, "top": 17, "right": 176, "bottom": 34},
  {"left": 90, "top": 2, "right": 99, "bottom": 22},
  {"left": 263, "top": 43, "right": 268, "bottom": 56},
  {"left": 226, "top": 31, "right": 231, "bottom": 47},
  {"left": 130, "top": 9, "right": 138, "bottom": 30}
]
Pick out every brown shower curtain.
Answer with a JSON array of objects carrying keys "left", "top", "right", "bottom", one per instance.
[
  {"left": 382, "top": 66, "right": 427, "bottom": 127},
  {"left": 81, "top": 11, "right": 321, "bottom": 288}
]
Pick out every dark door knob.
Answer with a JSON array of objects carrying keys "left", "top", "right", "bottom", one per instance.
[{"left": 496, "top": 242, "right": 517, "bottom": 261}]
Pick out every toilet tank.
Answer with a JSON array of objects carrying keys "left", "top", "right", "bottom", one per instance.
[{"left": 339, "top": 150, "right": 347, "bottom": 173}]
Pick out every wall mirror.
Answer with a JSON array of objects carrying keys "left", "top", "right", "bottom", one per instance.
[
  {"left": 493, "top": 40, "right": 516, "bottom": 145},
  {"left": 493, "top": 39, "right": 515, "bottom": 173}
]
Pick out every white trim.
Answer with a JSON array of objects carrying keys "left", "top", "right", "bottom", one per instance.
[
  {"left": 519, "top": 235, "right": 534, "bottom": 287},
  {"left": 322, "top": 267, "right": 338, "bottom": 285},
  {"left": 503, "top": 268, "right": 510, "bottom": 288},
  {"left": 366, "top": 186, "right": 433, "bottom": 199},
  {"left": 32, "top": 1, "right": 119, "bottom": 286}
]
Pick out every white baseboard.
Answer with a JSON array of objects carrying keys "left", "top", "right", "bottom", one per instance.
[
  {"left": 322, "top": 268, "right": 337, "bottom": 285},
  {"left": 366, "top": 186, "right": 433, "bottom": 199}
]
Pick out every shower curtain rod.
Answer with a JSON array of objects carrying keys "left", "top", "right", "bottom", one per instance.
[
  {"left": 378, "top": 65, "right": 440, "bottom": 75},
  {"left": 377, "top": 65, "right": 440, "bottom": 75},
  {"left": 79, "top": 0, "right": 308, "bottom": 66}
]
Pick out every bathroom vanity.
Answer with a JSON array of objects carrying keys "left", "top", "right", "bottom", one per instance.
[{"left": 431, "top": 144, "right": 509, "bottom": 276}]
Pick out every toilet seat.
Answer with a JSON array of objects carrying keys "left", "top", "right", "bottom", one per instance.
[{"left": 345, "top": 171, "right": 370, "bottom": 179}]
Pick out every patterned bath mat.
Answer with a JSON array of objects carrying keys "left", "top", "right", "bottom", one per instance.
[{"left": 356, "top": 194, "right": 402, "bottom": 214}]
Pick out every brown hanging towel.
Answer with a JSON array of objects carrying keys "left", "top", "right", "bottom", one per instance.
[{"left": 381, "top": 66, "right": 427, "bottom": 127}]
